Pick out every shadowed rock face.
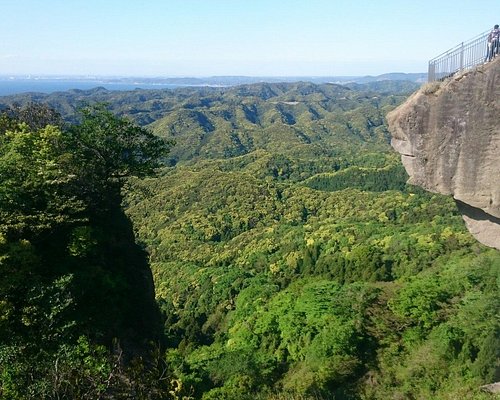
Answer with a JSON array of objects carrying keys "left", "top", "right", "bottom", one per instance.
[{"left": 387, "top": 58, "right": 500, "bottom": 249}]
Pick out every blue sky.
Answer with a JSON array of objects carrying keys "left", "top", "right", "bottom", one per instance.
[{"left": 1, "top": 0, "right": 497, "bottom": 77}]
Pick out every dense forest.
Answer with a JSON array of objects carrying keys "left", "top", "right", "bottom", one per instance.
[{"left": 0, "top": 82, "right": 498, "bottom": 399}]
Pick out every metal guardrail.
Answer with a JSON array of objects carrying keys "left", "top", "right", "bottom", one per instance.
[{"left": 428, "top": 30, "right": 490, "bottom": 82}]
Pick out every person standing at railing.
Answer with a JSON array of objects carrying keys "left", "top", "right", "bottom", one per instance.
[{"left": 486, "top": 24, "right": 499, "bottom": 62}]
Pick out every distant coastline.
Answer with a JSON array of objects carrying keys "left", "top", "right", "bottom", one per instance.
[
  {"left": 0, "top": 79, "right": 191, "bottom": 96},
  {"left": 0, "top": 72, "right": 426, "bottom": 96}
]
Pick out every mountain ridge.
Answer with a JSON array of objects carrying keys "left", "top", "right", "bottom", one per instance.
[{"left": 0, "top": 72, "right": 426, "bottom": 86}]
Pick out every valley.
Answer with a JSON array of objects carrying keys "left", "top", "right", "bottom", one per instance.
[{"left": 0, "top": 81, "right": 498, "bottom": 399}]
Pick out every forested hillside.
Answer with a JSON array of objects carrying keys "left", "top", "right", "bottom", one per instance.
[
  {"left": 0, "top": 82, "right": 498, "bottom": 399},
  {"left": 0, "top": 104, "right": 171, "bottom": 398}
]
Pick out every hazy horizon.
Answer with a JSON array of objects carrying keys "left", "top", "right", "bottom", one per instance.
[
  {"left": 0, "top": 71, "right": 427, "bottom": 79},
  {"left": 0, "top": 71, "right": 426, "bottom": 97}
]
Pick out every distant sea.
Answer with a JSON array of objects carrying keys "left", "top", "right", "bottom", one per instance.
[{"left": 0, "top": 79, "right": 184, "bottom": 96}]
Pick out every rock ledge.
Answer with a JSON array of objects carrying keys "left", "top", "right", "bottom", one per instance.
[{"left": 387, "top": 58, "right": 500, "bottom": 249}]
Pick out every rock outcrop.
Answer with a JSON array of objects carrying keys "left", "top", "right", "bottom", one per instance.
[{"left": 387, "top": 57, "right": 500, "bottom": 249}]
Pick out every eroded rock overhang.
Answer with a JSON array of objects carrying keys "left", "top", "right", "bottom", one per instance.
[{"left": 387, "top": 58, "right": 500, "bottom": 249}]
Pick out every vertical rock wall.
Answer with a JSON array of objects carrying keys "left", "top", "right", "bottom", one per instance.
[{"left": 387, "top": 58, "right": 500, "bottom": 249}]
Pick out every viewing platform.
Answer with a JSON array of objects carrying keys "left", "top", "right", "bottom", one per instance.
[{"left": 428, "top": 29, "right": 493, "bottom": 82}]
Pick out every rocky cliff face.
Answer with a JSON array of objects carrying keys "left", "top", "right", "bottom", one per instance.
[{"left": 387, "top": 58, "right": 500, "bottom": 249}]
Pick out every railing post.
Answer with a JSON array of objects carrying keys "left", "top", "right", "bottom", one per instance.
[
  {"left": 460, "top": 42, "right": 464, "bottom": 70},
  {"left": 428, "top": 61, "right": 435, "bottom": 82}
]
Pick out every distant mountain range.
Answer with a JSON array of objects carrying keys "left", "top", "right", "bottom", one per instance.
[
  {"left": 114, "top": 72, "right": 427, "bottom": 86},
  {"left": 0, "top": 81, "right": 422, "bottom": 130},
  {"left": 1, "top": 72, "right": 427, "bottom": 87}
]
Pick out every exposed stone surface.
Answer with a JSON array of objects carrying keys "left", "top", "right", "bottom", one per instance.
[
  {"left": 480, "top": 382, "right": 500, "bottom": 394},
  {"left": 387, "top": 58, "right": 500, "bottom": 249}
]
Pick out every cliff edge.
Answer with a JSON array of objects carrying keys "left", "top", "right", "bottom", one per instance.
[{"left": 387, "top": 58, "right": 500, "bottom": 249}]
